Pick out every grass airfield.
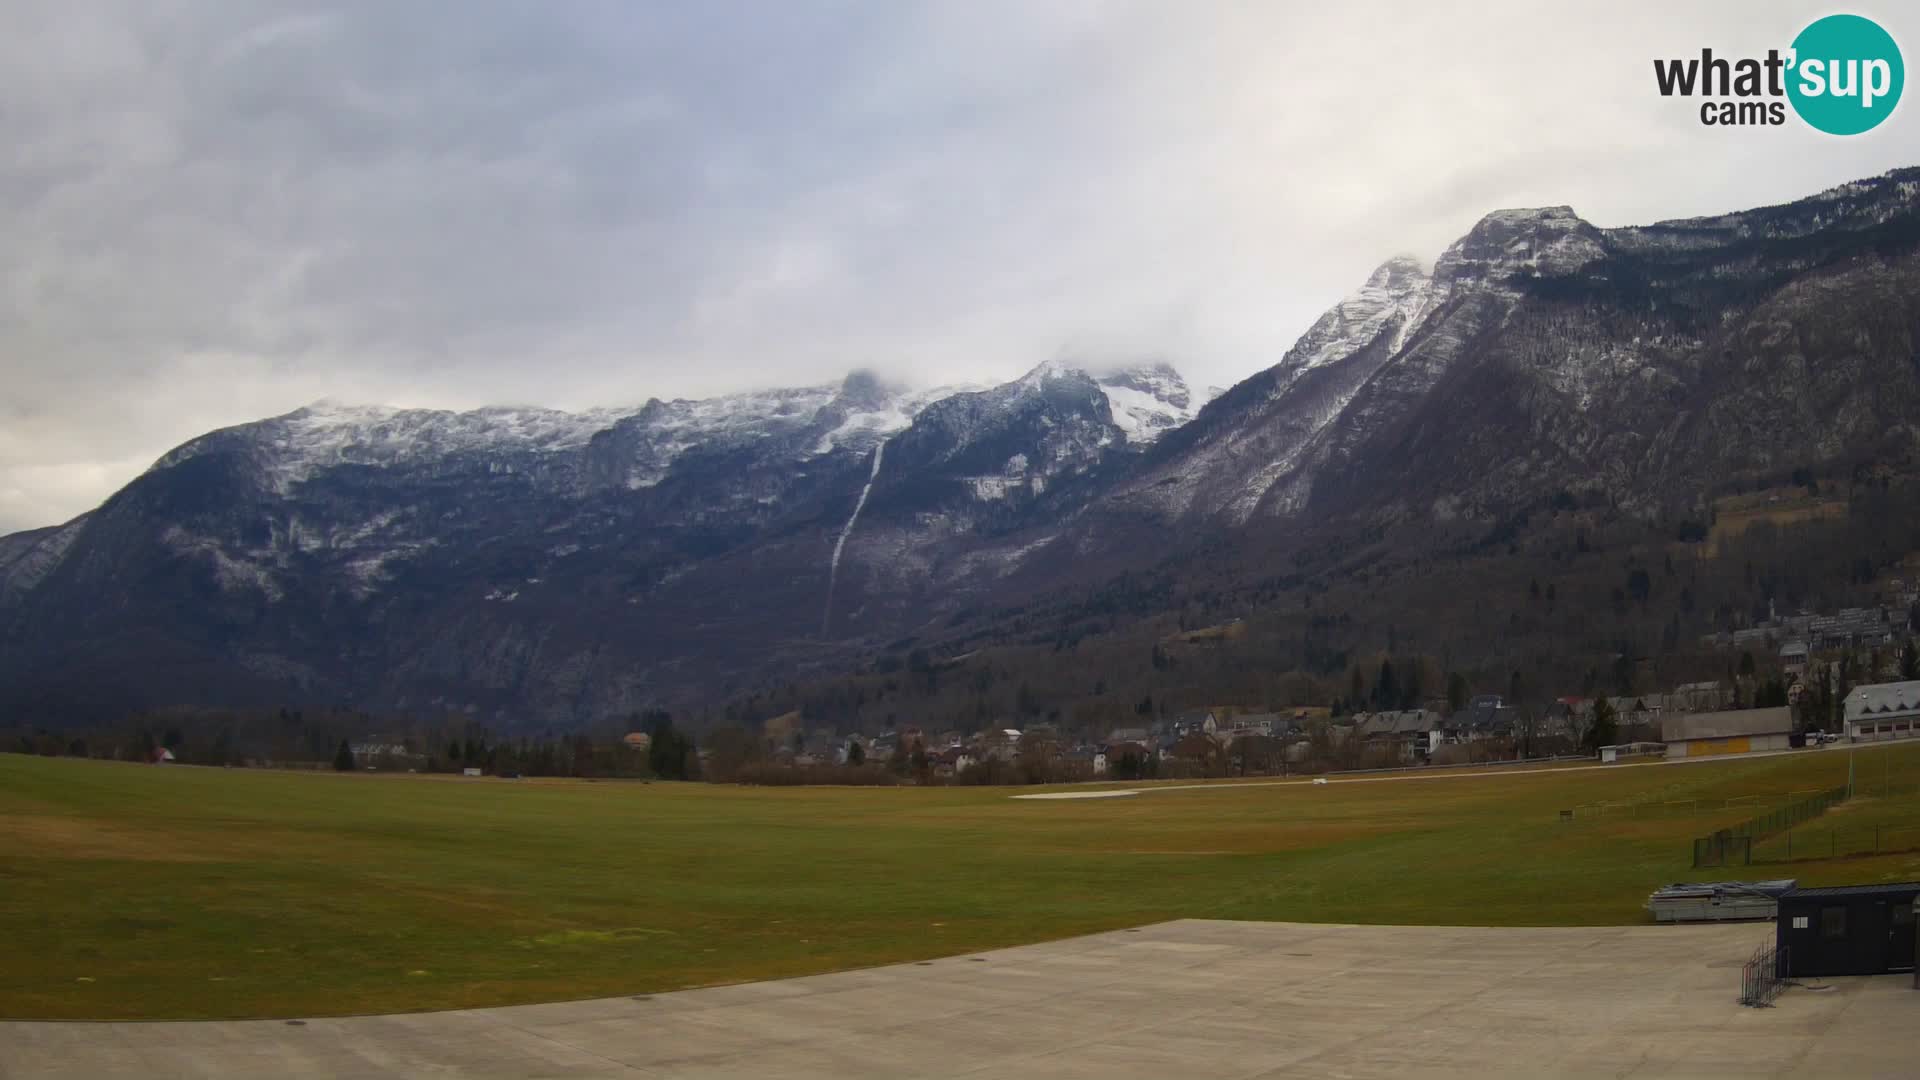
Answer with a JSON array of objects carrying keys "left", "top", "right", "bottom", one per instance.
[{"left": 2, "top": 745, "right": 1917, "bottom": 1020}]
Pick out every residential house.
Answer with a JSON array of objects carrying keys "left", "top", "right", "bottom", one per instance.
[
  {"left": 1171, "top": 731, "right": 1224, "bottom": 768},
  {"left": 1055, "top": 746, "right": 1105, "bottom": 778},
  {"left": 1171, "top": 709, "right": 1218, "bottom": 735},
  {"left": 834, "top": 735, "right": 869, "bottom": 765},
  {"left": 1540, "top": 700, "right": 1582, "bottom": 743},
  {"left": 1778, "top": 640, "right": 1810, "bottom": 677},
  {"left": 1541, "top": 697, "right": 1662, "bottom": 748},
  {"left": 1154, "top": 733, "right": 1182, "bottom": 762},
  {"left": 1455, "top": 695, "right": 1515, "bottom": 741},
  {"left": 929, "top": 746, "right": 974, "bottom": 778},
  {"left": 1673, "top": 681, "right": 1727, "bottom": 713},
  {"left": 1229, "top": 712, "right": 1283, "bottom": 738},
  {"left": 1266, "top": 718, "right": 1302, "bottom": 745},
  {"left": 1346, "top": 711, "right": 1433, "bottom": 761},
  {"left": 350, "top": 741, "right": 410, "bottom": 764},
  {"left": 1604, "top": 697, "right": 1663, "bottom": 741},
  {"left": 983, "top": 728, "right": 1023, "bottom": 762},
  {"left": 1104, "top": 740, "right": 1152, "bottom": 774},
  {"left": 1809, "top": 607, "right": 1897, "bottom": 651},
  {"left": 1385, "top": 710, "right": 1442, "bottom": 760}
]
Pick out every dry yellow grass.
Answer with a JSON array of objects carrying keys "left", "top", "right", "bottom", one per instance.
[{"left": 1703, "top": 491, "right": 1846, "bottom": 556}]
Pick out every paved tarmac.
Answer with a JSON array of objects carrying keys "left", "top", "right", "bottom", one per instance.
[{"left": 2, "top": 920, "right": 1911, "bottom": 1078}]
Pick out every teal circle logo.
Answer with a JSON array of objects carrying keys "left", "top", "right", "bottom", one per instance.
[{"left": 1787, "top": 14, "right": 1904, "bottom": 135}]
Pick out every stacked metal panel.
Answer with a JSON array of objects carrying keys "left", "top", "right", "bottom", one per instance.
[{"left": 1646, "top": 880, "right": 1797, "bottom": 922}]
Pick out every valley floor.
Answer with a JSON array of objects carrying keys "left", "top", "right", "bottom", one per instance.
[
  {"left": 2, "top": 920, "right": 1909, "bottom": 1079},
  {"left": 2, "top": 746, "right": 1917, "bottom": 1021}
]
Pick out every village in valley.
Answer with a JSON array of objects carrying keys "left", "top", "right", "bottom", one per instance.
[
  {"left": 598, "top": 588, "right": 1920, "bottom": 788},
  {"left": 264, "top": 573, "right": 1920, "bottom": 788}
]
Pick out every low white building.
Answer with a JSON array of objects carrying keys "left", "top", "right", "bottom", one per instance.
[
  {"left": 1844, "top": 680, "right": 1920, "bottom": 743},
  {"left": 1661, "top": 707, "right": 1793, "bottom": 758}
]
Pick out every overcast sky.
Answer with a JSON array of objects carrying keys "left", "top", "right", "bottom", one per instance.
[{"left": 2, "top": 2, "right": 1914, "bottom": 534}]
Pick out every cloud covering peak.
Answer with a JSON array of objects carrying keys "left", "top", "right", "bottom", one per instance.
[{"left": 2, "top": 1, "right": 1914, "bottom": 532}]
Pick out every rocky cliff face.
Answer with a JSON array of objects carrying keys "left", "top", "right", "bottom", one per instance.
[
  {"left": 1118, "top": 255, "right": 1436, "bottom": 521},
  {"left": 0, "top": 362, "right": 1193, "bottom": 723},
  {"left": 5, "top": 169, "right": 1919, "bottom": 725},
  {"left": 1117, "top": 169, "right": 1920, "bottom": 529}
]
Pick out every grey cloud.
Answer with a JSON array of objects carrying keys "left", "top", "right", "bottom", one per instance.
[{"left": 2, "top": 1, "right": 1916, "bottom": 532}]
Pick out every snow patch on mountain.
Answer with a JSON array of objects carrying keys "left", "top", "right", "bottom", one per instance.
[
  {"left": 1095, "top": 363, "right": 1197, "bottom": 443},
  {"left": 162, "top": 525, "right": 283, "bottom": 600},
  {"left": 1112, "top": 255, "right": 1442, "bottom": 521},
  {"left": 811, "top": 383, "right": 976, "bottom": 455},
  {"left": 140, "top": 362, "right": 1179, "bottom": 512},
  {"left": 154, "top": 400, "right": 639, "bottom": 494},
  {"left": 951, "top": 530, "right": 1061, "bottom": 578},
  {"left": 823, "top": 439, "right": 888, "bottom": 633},
  {"left": 1272, "top": 256, "right": 1433, "bottom": 390},
  {"left": 0, "top": 518, "right": 87, "bottom": 595},
  {"left": 1017, "top": 357, "right": 1081, "bottom": 390},
  {"left": 342, "top": 543, "right": 434, "bottom": 596},
  {"left": 1435, "top": 207, "right": 1604, "bottom": 286},
  {"left": 994, "top": 359, "right": 1198, "bottom": 445}
]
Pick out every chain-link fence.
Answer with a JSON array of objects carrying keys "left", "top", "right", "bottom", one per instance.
[
  {"left": 1568, "top": 791, "right": 1814, "bottom": 821},
  {"left": 1690, "top": 784, "right": 1850, "bottom": 867},
  {"left": 1750, "top": 823, "right": 1920, "bottom": 863},
  {"left": 1692, "top": 834, "right": 1752, "bottom": 867}
]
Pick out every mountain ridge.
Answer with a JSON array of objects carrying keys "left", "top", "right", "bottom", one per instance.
[{"left": 5, "top": 167, "right": 1919, "bottom": 725}]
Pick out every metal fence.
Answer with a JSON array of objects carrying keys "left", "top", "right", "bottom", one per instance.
[
  {"left": 1690, "top": 784, "right": 1850, "bottom": 867},
  {"left": 1569, "top": 792, "right": 1806, "bottom": 822},
  {"left": 1750, "top": 824, "right": 1920, "bottom": 863},
  {"left": 1693, "top": 834, "right": 1752, "bottom": 868},
  {"left": 1739, "top": 940, "right": 1790, "bottom": 1007}
]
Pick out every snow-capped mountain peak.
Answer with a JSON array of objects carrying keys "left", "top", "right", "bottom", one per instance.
[
  {"left": 1091, "top": 362, "right": 1196, "bottom": 443},
  {"left": 809, "top": 372, "right": 978, "bottom": 455},
  {"left": 1365, "top": 254, "right": 1430, "bottom": 288},
  {"left": 11, "top": 167, "right": 1920, "bottom": 728},
  {"left": 1002, "top": 359, "right": 1197, "bottom": 444},
  {"left": 1436, "top": 205, "right": 1605, "bottom": 282},
  {"left": 1015, "top": 357, "right": 1083, "bottom": 389},
  {"left": 151, "top": 399, "right": 641, "bottom": 493},
  {"left": 1274, "top": 255, "right": 1435, "bottom": 387}
]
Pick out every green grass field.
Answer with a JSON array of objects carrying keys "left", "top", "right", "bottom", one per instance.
[
  {"left": 3, "top": 745, "right": 1918, "bottom": 1020},
  {"left": 1749, "top": 768, "right": 1920, "bottom": 863}
]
